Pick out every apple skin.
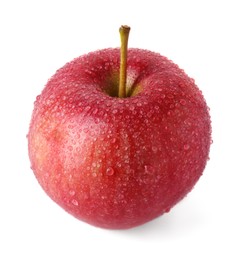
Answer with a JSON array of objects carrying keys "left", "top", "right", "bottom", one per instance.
[{"left": 28, "top": 48, "right": 211, "bottom": 229}]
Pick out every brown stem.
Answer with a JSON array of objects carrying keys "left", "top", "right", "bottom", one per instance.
[{"left": 118, "top": 25, "right": 130, "bottom": 98}]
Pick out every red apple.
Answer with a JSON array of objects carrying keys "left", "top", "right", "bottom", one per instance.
[{"left": 28, "top": 26, "right": 211, "bottom": 229}]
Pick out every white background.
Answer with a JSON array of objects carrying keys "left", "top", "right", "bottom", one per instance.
[{"left": 0, "top": 0, "right": 238, "bottom": 259}]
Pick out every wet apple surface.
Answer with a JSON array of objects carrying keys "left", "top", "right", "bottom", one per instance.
[
  {"left": 28, "top": 28, "right": 211, "bottom": 229},
  {"left": 28, "top": 48, "right": 211, "bottom": 229}
]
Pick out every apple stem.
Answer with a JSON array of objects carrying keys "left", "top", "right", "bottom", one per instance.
[{"left": 119, "top": 25, "right": 130, "bottom": 98}]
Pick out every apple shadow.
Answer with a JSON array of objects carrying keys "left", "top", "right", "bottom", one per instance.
[{"left": 113, "top": 200, "right": 204, "bottom": 240}]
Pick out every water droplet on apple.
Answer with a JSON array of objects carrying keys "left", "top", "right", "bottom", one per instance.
[
  {"left": 106, "top": 167, "right": 114, "bottom": 176},
  {"left": 180, "top": 99, "right": 187, "bottom": 105},
  {"left": 71, "top": 199, "right": 78, "bottom": 206},
  {"left": 69, "top": 190, "right": 75, "bottom": 196},
  {"left": 97, "top": 163, "right": 101, "bottom": 169},
  {"left": 184, "top": 144, "right": 190, "bottom": 150},
  {"left": 85, "top": 106, "right": 91, "bottom": 112},
  {"left": 165, "top": 207, "right": 171, "bottom": 213},
  {"left": 92, "top": 162, "right": 97, "bottom": 168},
  {"left": 92, "top": 108, "right": 98, "bottom": 114},
  {"left": 83, "top": 128, "right": 89, "bottom": 133},
  {"left": 68, "top": 145, "right": 73, "bottom": 151},
  {"left": 152, "top": 146, "right": 158, "bottom": 153},
  {"left": 144, "top": 165, "right": 155, "bottom": 174},
  {"left": 94, "top": 118, "right": 100, "bottom": 124}
]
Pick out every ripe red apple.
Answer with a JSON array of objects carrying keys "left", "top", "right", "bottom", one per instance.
[{"left": 28, "top": 26, "right": 211, "bottom": 229}]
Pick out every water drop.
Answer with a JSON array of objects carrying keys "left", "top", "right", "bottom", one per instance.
[
  {"left": 184, "top": 144, "right": 190, "bottom": 150},
  {"left": 71, "top": 199, "right": 78, "bottom": 206},
  {"left": 93, "top": 108, "right": 98, "bottom": 114},
  {"left": 180, "top": 99, "right": 186, "bottom": 105},
  {"left": 117, "top": 162, "right": 122, "bottom": 168},
  {"left": 68, "top": 146, "right": 73, "bottom": 151},
  {"left": 92, "top": 162, "right": 96, "bottom": 168},
  {"left": 85, "top": 106, "right": 91, "bottom": 111},
  {"left": 144, "top": 165, "right": 155, "bottom": 174},
  {"left": 165, "top": 207, "right": 171, "bottom": 213},
  {"left": 83, "top": 128, "right": 89, "bottom": 133},
  {"left": 94, "top": 118, "right": 100, "bottom": 124},
  {"left": 106, "top": 167, "right": 114, "bottom": 176},
  {"left": 152, "top": 146, "right": 158, "bottom": 153},
  {"left": 69, "top": 190, "right": 75, "bottom": 196}
]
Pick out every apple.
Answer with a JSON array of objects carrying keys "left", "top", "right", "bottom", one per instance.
[{"left": 28, "top": 26, "right": 211, "bottom": 229}]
